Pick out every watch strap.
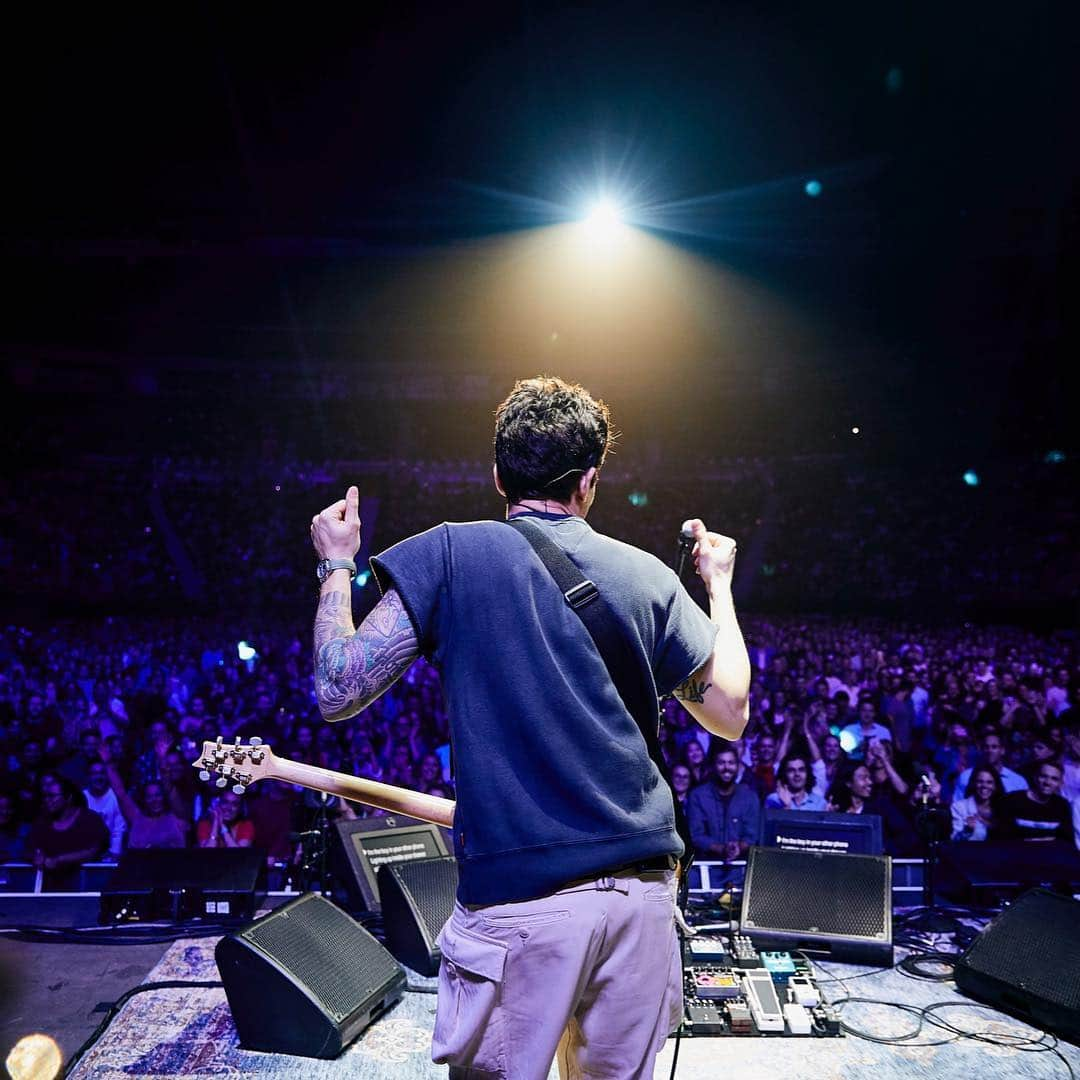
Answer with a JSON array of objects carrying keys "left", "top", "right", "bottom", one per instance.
[{"left": 317, "top": 557, "right": 357, "bottom": 583}]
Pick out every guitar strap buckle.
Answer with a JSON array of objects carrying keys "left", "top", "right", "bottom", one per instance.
[{"left": 564, "top": 580, "right": 598, "bottom": 610}]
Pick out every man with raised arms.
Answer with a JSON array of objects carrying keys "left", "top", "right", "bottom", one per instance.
[{"left": 309, "top": 376, "right": 750, "bottom": 1079}]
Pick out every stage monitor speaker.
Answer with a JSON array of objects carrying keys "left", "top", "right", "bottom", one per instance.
[
  {"left": 741, "top": 845, "right": 893, "bottom": 967},
  {"left": 331, "top": 814, "right": 451, "bottom": 912},
  {"left": 955, "top": 887, "right": 1080, "bottom": 1044},
  {"left": 99, "top": 847, "right": 265, "bottom": 923},
  {"left": 378, "top": 855, "right": 458, "bottom": 976},
  {"left": 216, "top": 892, "right": 406, "bottom": 1058}
]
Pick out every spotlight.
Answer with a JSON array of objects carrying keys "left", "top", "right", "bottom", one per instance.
[
  {"left": 962, "top": 471, "right": 980, "bottom": 487},
  {"left": 583, "top": 198, "right": 624, "bottom": 236},
  {"left": 804, "top": 180, "right": 822, "bottom": 198}
]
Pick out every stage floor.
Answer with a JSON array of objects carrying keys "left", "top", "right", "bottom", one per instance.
[{"left": 2, "top": 898, "right": 1076, "bottom": 1079}]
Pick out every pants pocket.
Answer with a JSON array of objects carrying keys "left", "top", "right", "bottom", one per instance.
[{"left": 433, "top": 919, "right": 509, "bottom": 1074}]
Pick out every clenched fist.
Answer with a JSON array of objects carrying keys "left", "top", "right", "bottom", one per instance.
[
  {"left": 311, "top": 486, "right": 362, "bottom": 561},
  {"left": 682, "top": 519, "right": 737, "bottom": 593}
]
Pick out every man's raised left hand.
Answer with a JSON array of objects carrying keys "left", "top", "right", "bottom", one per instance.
[{"left": 311, "top": 485, "right": 362, "bottom": 560}]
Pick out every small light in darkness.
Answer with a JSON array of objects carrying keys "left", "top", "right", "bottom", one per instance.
[
  {"left": 237, "top": 641, "right": 257, "bottom": 661},
  {"left": 274, "top": 484, "right": 281, "bottom": 492},
  {"left": 963, "top": 470, "right": 980, "bottom": 487},
  {"left": 804, "top": 179, "right": 822, "bottom": 197},
  {"left": 885, "top": 67, "right": 904, "bottom": 94},
  {"left": 1045, "top": 450, "right": 1065, "bottom": 464},
  {"left": 628, "top": 491, "right": 649, "bottom": 508},
  {"left": 851, "top": 426, "right": 860, "bottom": 435}
]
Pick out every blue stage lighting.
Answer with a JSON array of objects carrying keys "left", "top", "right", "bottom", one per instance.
[
  {"left": 804, "top": 180, "right": 822, "bottom": 197},
  {"left": 1045, "top": 450, "right": 1066, "bottom": 464},
  {"left": 237, "top": 641, "right": 257, "bottom": 661},
  {"left": 963, "top": 471, "right": 980, "bottom": 487}
]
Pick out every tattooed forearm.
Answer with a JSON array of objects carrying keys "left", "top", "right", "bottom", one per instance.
[
  {"left": 314, "top": 588, "right": 419, "bottom": 721},
  {"left": 674, "top": 677, "right": 712, "bottom": 705}
]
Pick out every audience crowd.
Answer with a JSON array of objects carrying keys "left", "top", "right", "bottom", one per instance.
[
  {"left": 3, "top": 449, "right": 1076, "bottom": 622},
  {"left": 1, "top": 607, "right": 1076, "bottom": 888}
]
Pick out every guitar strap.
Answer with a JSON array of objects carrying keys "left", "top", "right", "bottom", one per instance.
[{"left": 507, "top": 517, "right": 695, "bottom": 879}]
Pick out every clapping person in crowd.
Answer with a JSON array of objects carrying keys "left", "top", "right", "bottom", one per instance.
[
  {"left": 26, "top": 775, "right": 108, "bottom": 890},
  {"left": 687, "top": 747, "right": 761, "bottom": 864},
  {"left": 840, "top": 698, "right": 892, "bottom": 760},
  {"left": 746, "top": 731, "right": 778, "bottom": 797},
  {"left": 950, "top": 765, "right": 1003, "bottom": 841},
  {"left": 83, "top": 759, "right": 126, "bottom": 860},
  {"left": 826, "top": 762, "right": 915, "bottom": 854},
  {"left": 864, "top": 737, "right": 909, "bottom": 802},
  {"left": 197, "top": 790, "right": 255, "bottom": 848},
  {"left": 995, "top": 761, "right": 1073, "bottom": 843},
  {"left": 819, "top": 732, "right": 846, "bottom": 789},
  {"left": 765, "top": 754, "right": 826, "bottom": 811},
  {"left": 953, "top": 729, "right": 1028, "bottom": 800},
  {"left": 247, "top": 780, "right": 300, "bottom": 867},
  {"left": 100, "top": 741, "right": 190, "bottom": 849}
]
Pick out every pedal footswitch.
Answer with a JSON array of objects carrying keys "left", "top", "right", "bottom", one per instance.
[
  {"left": 783, "top": 1002, "right": 812, "bottom": 1035},
  {"left": 740, "top": 968, "right": 785, "bottom": 1032}
]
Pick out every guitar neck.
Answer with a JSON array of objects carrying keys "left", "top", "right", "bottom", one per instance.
[{"left": 269, "top": 756, "right": 456, "bottom": 829}]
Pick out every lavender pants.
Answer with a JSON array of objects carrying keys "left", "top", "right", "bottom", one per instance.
[{"left": 431, "top": 868, "right": 682, "bottom": 1080}]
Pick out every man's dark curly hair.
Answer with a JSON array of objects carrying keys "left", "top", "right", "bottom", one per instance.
[{"left": 493, "top": 376, "right": 615, "bottom": 504}]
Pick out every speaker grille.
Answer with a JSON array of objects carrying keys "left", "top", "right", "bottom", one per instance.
[
  {"left": 745, "top": 849, "right": 888, "bottom": 938},
  {"left": 962, "top": 890, "right": 1080, "bottom": 1012},
  {"left": 244, "top": 895, "right": 401, "bottom": 1020},
  {"left": 392, "top": 857, "right": 457, "bottom": 935}
]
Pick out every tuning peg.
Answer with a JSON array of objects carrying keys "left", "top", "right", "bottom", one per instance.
[
  {"left": 198, "top": 770, "right": 211, "bottom": 782},
  {"left": 250, "top": 737, "right": 263, "bottom": 747},
  {"left": 216, "top": 776, "right": 228, "bottom": 788},
  {"left": 232, "top": 783, "right": 246, "bottom": 795}
]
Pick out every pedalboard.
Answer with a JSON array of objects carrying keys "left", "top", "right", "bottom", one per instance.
[{"left": 680, "top": 935, "right": 841, "bottom": 1039}]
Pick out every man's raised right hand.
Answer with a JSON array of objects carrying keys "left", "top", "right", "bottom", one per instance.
[{"left": 682, "top": 519, "right": 737, "bottom": 592}]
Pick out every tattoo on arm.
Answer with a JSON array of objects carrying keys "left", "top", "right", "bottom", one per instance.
[
  {"left": 314, "top": 588, "right": 419, "bottom": 721},
  {"left": 674, "top": 677, "right": 712, "bottom": 705}
]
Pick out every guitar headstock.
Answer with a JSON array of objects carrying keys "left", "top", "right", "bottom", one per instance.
[{"left": 192, "top": 736, "right": 276, "bottom": 795}]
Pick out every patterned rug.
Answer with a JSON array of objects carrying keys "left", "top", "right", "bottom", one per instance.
[
  {"left": 66, "top": 931, "right": 483, "bottom": 1079},
  {"left": 68, "top": 931, "right": 1078, "bottom": 1079}
]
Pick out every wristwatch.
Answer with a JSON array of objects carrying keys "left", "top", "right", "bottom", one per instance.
[{"left": 316, "top": 558, "right": 357, "bottom": 585}]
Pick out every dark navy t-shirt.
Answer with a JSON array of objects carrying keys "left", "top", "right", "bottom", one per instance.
[{"left": 371, "top": 511, "right": 717, "bottom": 904}]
